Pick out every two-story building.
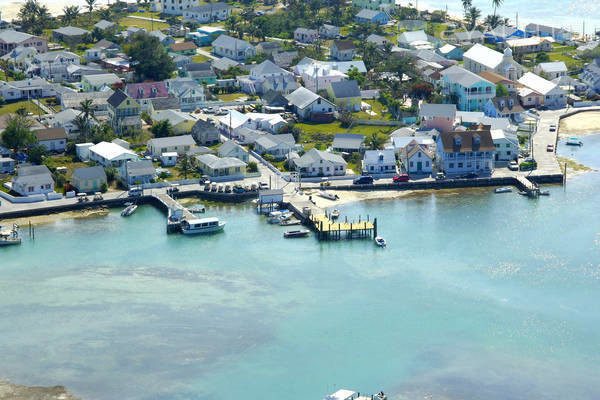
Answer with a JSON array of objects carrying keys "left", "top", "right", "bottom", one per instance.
[
  {"left": 147, "top": 135, "right": 196, "bottom": 157},
  {"left": 436, "top": 127, "right": 495, "bottom": 176},
  {"left": 463, "top": 44, "right": 523, "bottom": 81},
  {"left": 293, "top": 148, "right": 347, "bottom": 177},
  {"left": 107, "top": 89, "right": 142, "bottom": 134},
  {"left": 285, "top": 87, "right": 336, "bottom": 122},
  {"left": 330, "top": 40, "right": 356, "bottom": 61},
  {"left": 34, "top": 127, "right": 67, "bottom": 152},
  {"left": 518, "top": 72, "right": 566, "bottom": 108},
  {"left": 0, "top": 30, "right": 47, "bottom": 56},
  {"left": 441, "top": 65, "right": 496, "bottom": 111},
  {"left": 182, "top": 2, "right": 231, "bottom": 22},
  {"left": 418, "top": 103, "right": 456, "bottom": 132},
  {"left": 327, "top": 80, "right": 361, "bottom": 112},
  {"left": 212, "top": 35, "right": 255, "bottom": 62},
  {"left": 195, "top": 154, "right": 246, "bottom": 178},
  {"left": 88, "top": 141, "right": 138, "bottom": 177},
  {"left": 217, "top": 140, "right": 249, "bottom": 162},
  {"left": 294, "top": 28, "right": 318, "bottom": 44},
  {"left": 363, "top": 149, "right": 396, "bottom": 174},
  {"left": 126, "top": 81, "right": 169, "bottom": 112}
]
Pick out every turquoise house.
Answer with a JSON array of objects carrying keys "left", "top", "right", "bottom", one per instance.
[
  {"left": 441, "top": 66, "right": 496, "bottom": 111},
  {"left": 187, "top": 27, "right": 227, "bottom": 46}
]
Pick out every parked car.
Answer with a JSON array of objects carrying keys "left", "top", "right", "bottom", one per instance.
[
  {"left": 320, "top": 177, "right": 331, "bottom": 187},
  {"left": 435, "top": 172, "right": 446, "bottom": 180},
  {"left": 549, "top": 124, "right": 556, "bottom": 132},
  {"left": 259, "top": 181, "right": 269, "bottom": 190},
  {"left": 393, "top": 174, "right": 409, "bottom": 183},
  {"left": 458, "top": 172, "right": 479, "bottom": 179},
  {"left": 353, "top": 176, "right": 374, "bottom": 185},
  {"left": 508, "top": 160, "right": 519, "bottom": 171},
  {"left": 547, "top": 144, "right": 555, "bottom": 152}
]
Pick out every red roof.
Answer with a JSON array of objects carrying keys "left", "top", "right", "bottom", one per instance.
[
  {"left": 126, "top": 82, "right": 168, "bottom": 99},
  {"left": 169, "top": 41, "right": 197, "bottom": 52}
]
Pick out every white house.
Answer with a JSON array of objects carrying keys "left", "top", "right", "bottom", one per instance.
[
  {"left": 436, "top": 128, "right": 495, "bottom": 176},
  {"left": 300, "top": 62, "right": 348, "bottom": 92},
  {"left": 293, "top": 148, "right": 347, "bottom": 177},
  {"left": 43, "top": 108, "right": 86, "bottom": 137},
  {"left": 463, "top": 44, "right": 523, "bottom": 80},
  {"left": 285, "top": 87, "right": 336, "bottom": 121},
  {"left": 11, "top": 165, "right": 54, "bottom": 196},
  {"left": 182, "top": 3, "right": 231, "bottom": 22},
  {"left": 254, "top": 134, "right": 299, "bottom": 160},
  {"left": 362, "top": 149, "right": 396, "bottom": 174},
  {"left": 160, "top": 152, "right": 178, "bottom": 167},
  {"left": 89, "top": 141, "right": 138, "bottom": 176},
  {"left": 518, "top": 72, "right": 566, "bottom": 108},
  {"left": 0, "top": 157, "right": 15, "bottom": 174},
  {"left": 534, "top": 61, "right": 568, "bottom": 80},
  {"left": 125, "top": 160, "right": 156, "bottom": 186},
  {"left": 160, "top": 0, "right": 197, "bottom": 15},
  {"left": 34, "top": 127, "right": 67, "bottom": 152},
  {"left": 400, "top": 141, "right": 434, "bottom": 175},
  {"left": 294, "top": 28, "right": 318, "bottom": 43},
  {"left": 219, "top": 110, "right": 286, "bottom": 135},
  {"left": 147, "top": 135, "right": 196, "bottom": 157},
  {"left": 491, "top": 129, "right": 519, "bottom": 163},
  {"left": 217, "top": 140, "right": 249, "bottom": 162}
]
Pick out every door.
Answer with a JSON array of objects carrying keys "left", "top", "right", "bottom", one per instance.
[{"left": 417, "top": 161, "right": 422, "bottom": 172}]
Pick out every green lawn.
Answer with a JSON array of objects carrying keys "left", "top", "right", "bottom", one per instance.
[
  {"left": 192, "top": 54, "right": 210, "bottom": 63},
  {"left": 128, "top": 10, "right": 164, "bottom": 19},
  {"left": 352, "top": 99, "right": 392, "bottom": 120},
  {"left": 43, "top": 155, "right": 89, "bottom": 176},
  {"left": 295, "top": 121, "right": 394, "bottom": 150},
  {"left": 217, "top": 93, "right": 247, "bottom": 102},
  {"left": 119, "top": 17, "right": 169, "bottom": 31},
  {"left": 0, "top": 101, "right": 45, "bottom": 117}
]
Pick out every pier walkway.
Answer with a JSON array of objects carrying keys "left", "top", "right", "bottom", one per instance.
[
  {"left": 309, "top": 214, "right": 376, "bottom": 240},
  {"left": 153, "top": 193, "right": 196, "bottom": 233}
]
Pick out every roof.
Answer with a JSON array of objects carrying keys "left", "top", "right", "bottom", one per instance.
[
  {"left": 17, "top": 164, "right": 51, "bottom": 177},
  {"left": 329, "top": 80, "right": 361, "bottom": 99},
  {"left": 478, "top": 70, "right": 516, "bottom": 85},
  {"left": 285, "top": 87, "right": 320, "bottom": 109},
  {"left": 90, "top": 141, "right": 137, "bottom": 161},
  {"left": 151, "top": 97, "right": 180, "bottom": 111},
  {"left": 438, "top": 128, "right": 495, "bottom": 153},
  {"left": 363, "top": 149, "right": 395, "bottom": 164},
  {"left": 294, "top": 58, "right": 367, "bottom": 74},
  {"left": 53, "top": 26, "right": 90, "bottom": 36},
  {"left": 218, "top": 140, "right": 247, "bottom": 156},
  {"left": 170, "top": 41, "right": 197, "bottom": 52},
  {"left": 187, "top": 2, "right": 230, "bottom": 12},
  {"left": 518, "top": 72, "right": 560, "bottom": 95},
  {"left": 295, "top": 148, "right": 346, "bottom": 167},
  {"left": 438, "top": 43, "right": 458, "bottom": 55},
  {"left": 399, "top": 30, "right": 428, "bottom": 44},
  {"left": 269, "top": 50, "right": 298, "bottom": 67},
  {"left": 35, "top": 127, "right": 67, "bottom": 141},
  {"left": 356, "top": 9, "right": 386, "bottom": 19},
  {"left": 332, "top": 133, "right": 365, "bottom": 150},
  {"left": 152, "top": 109, "right": 196, "bottom": 126},
  {"left": 251, "top": 59, "right": 287, "bottom": 76},
  {"left": 441, "top": 65, "right": 493, "bottom": 88},
  {"left": 490, "top": 95, "right": 525, "bottom": 114},
  {"left": 295, "top": 27, "right": 317, "bottom": 35},
  {"left": 83, "top": 73, "right": 121, "bottom": 86},
  {"left": 332, "top": 40, "right": 355, "bottom": 51},
  {"left": 258, "top": 41, "right": 282, "bottom": 50},
  {"left": 126, "top": 81, "right": 168, "bottom": 99},
  {"left": 48, "top": 108, "right": 82, "bottom": 125},
  {"left": 419, "top": 103, "right": 456, "bottom": 118},
  {"left": 506, "top": 36, "right": 554, "bottom": 48},
  {"left": 72, "top": 166, "right": 107, "bottom": 181},
  {"left": 212, "top": 34, "right": 253, "bottom": 51},
  {"left": 148, "top": 134, "right": 196, "bottom": 148},
  {"left": 487, "top": 25, "right": 519, "bottom": 38},
  {"left": 0, "top": 30, "right": 37, "bottom": 44},
  {"left": 453, "top": 30, "right": 484, "bottom": 41},
  {"left": 126, "top": 160, "right": 156, "bottom": 177},
  {"left": 185, "top": 62, "right": 212, "bottom": 72},
  {"left": 366, "top": 34, "right": 387, "bottom": 45},
  {"left": 392, "top": 135, "right": 434, "bottom": 149},
  {"left": 406, "top": 142, "right": 433, "bottom": 159},
  {"left": 13, "top": 165, "right": 53, "bottom": 186},
  {"left": 255, "top": 134, "right": 295, "bottom": 150},
  {"left": 211, "top": 56, "right": 241, "bottom": 71},
  {"left": 463, "top": 44, "right": 503, "bottom": 69},
  {"left": 61, "top": 91, "right": 114, "bottom": 109},
  {"left": 94, "top": 20, "right": 115, "bottom": 30},
  {"left": 537, "top": 61, "right": 567, "bottom": 73},
  {"left": 196, "top": 154, "right": 246, "bottom": 168},
  {"left": 107, "top": 89, "right": 130, "bottom": 108},
  {"left": 324, "top": 389, "right": 356, "bottom": 400}
]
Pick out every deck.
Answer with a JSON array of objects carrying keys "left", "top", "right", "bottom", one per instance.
[
  {"left": 309, "top": 214, "right": 377, "bottom": 240},
  {"left": 153, "top": 193, "right": 196, "bottom": 233}
]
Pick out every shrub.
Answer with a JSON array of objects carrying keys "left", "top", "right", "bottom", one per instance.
[
  {"left": 263, "top": 154, "right": 275, "bottom": 162},
  {"left": 100, "top": 183, "right": 108, "bottom": 193},
  {"left": 247, "top": 161, "right": 258, "bottom": 173}
]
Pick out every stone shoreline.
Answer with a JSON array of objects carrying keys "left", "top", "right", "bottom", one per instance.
[{"left": 0, "top": 381, "right": 78, "bottom": 400}]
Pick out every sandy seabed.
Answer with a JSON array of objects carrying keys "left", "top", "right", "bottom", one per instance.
[{"left": 559, "top": 111, "right": 600, "bottom": 136}]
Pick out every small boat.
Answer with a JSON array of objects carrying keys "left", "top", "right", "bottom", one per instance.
[
  {"left": 375, "top": 236, "right": 386, "bottom": 247},
  {"left": 268, "top": 210, "right": 292, "bottom": 224},
  {"left": 318, "top": 190, "right": 339, "bottom": 201},
  {"left": 518, "top": 191, "right": 528, "bottom": 196},
  {"left": 0, "top": 224, "right": 21, "bottom": 246},
  {"left": 539, "top": 190, "right": 550, "bottom": 196},
  {"left": 280, "top": 219, "right": 301, "bottom": 226},
  {"left": 331, "top": 209, "right": 340, "bottom": 219},
  {"left": 284, "top": 230, "right": 310, "bottom": 238},
  {"left": 181, "top": 217, "right": 225, "bottom": 234},
  {"left": 494, "top": 187, "right": 512, "bottom": 193},
  {"left": 121, "top": 204, "right": 138, "bottom": 217},
  {"left": 187, "top": 205, "right": 205, "bottom": 213},
  {"left": 566, "top": 136, "right": 583, "bottom": 146}
]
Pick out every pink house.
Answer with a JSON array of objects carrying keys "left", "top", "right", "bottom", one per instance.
[
  {"left": 0, "top": 30, "right": 47, "bottom": 56},
  {"left": 419, "top": 103, "right": 456, "bottom": 132}
]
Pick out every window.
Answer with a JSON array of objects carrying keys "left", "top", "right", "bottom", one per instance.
[
  {"left": 505, "top": 143, "right": 510, "bottom": 148},
  {"left": 425, "top": 161, "right": 429, "bottom": 167},
  {"left": 458, "top": 163, "right": 463, "bottom": 168},
  {"left": 409, "top": 161, "right": 413, "bottom": 167},
  {"left": 449, "top": 163, "right": 454, "bottom": 168}
]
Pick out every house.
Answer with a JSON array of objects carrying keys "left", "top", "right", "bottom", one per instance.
[
  {"left": 577, "top": 41, "right": 600, "bottom": 57},
  {"left": 0, "top": 30, "right": 48, "bottom": 56},
  {"left": 212, "top": 35, "right": 255, "bottom": 61},
  {"left": 219, "top": 110, "right": 286, "bottom": 135},
  {"left": 534, "top": 61, "right": 568, "bottom": 80},
  {"left": 449, "top": 30, "right": 484, "bottom": 45},
  {"left": 150, "top": 30, "right": 176, "bottom": 46},
  {"left": 518, "top": 72, "right": 566, "bottom": 108},
  {"left": 185, "top": 62, "right": 217, "bottom": 85},
  {"left": 327, "top": 80, "right": 361, "bottom": 112},
  {"left": 34, "top": 127, "right": 67, "bottom": 152},
  {"left": 478, "top": 70, "right": 519, "bottom": 93},
  {"left": 169, "top": 41, "right": 198, "bottom": 55},
  {"left": 52, "top": 26, "right": 90, "bottom": 43},
  {"left": 71, "top": 166, "right": 107, "bottom": 193},
  {"left": 504, "top": 36, "right": 554, "bottom": 54},
  {"left": 484, "top": 25, "right": 527, "bottom": 43},
  {"left": 285, "top": 87, "right": 336, "bottom": 122},
  {"left": 436, "top": 128, "right": 495, "bottom": 176},
  {"left": 165, "top": 77, "right": 206, "bottom": 111},
  {"left": 27, "top": 50, "right": 80, "bottom": 81},
  {"left": 0, "top": 157, "right": 16, "bottom": 174},
  {"left": 218, "top": 140, "right": 249, "bottom": 162},
  {"left": 256, "top": 41, "right": 283, "bottom": 55},
  {"left": 436, "top": 44, "right": 464, "bottom": 60},
  {"left": 254, "top": 134, "right": 299, "bottom": 160},
  {"left": 112, "top": 138, "right": 130, "bottom": 149},
  {"left": 43, "top": 109, "right": 86, "bottom": 136},
  {"left": 440, "top": 65, "right": 496, "bottom": 111},
  {"left": 366, "top": 34, "right": 389, "bottom": 48},
  {"left": 332, "top": 133, "right": 365, "bottom": 153},
  {"left": 123, "top": 27, "right": 147, "bottom": 42},
  {"left": 552, "top": 75, "right": 587, "bottom": 95},
  {"left": 0, "top": 77, "right": 58, "bottom": 101},
  {"left": 269, "top": 50, "right": 298, "bottom": 68},
  {"left": 0, "top": 46, "right": 37, "bottom": 72},
  {"left": 236, "top": 127, "right": 265, "bottom": 145},
  {"left": 294, "top": 28, "right": 318, "bottom": 44},
  {"left": 293, "top": 148, "right": 347, "bottom": 177},
  {"left": 517, "top": 86, "right": 544, "bottom": 107},
  {"left": 195, "top": 154, "right": 246, "bottom": 178},
  {"left": 190, "top": 118, "right": 220, "bottom": 145},
  {"left": 525, "top": 23, "right": 571, "bottom": 42},
  {"left": 319, "top": 24, "right": 340, "bottom": 39},
  {"left": 126, "top": 81, "right": 169, "bottom": 111},
  {"left": 149, "top": 96, "right": 181, "bottom": 113},
  {"left": 88, "top": 141, "right": 138, "bottom": 176},
  {"left": 187, "top": 26, "right": 227, "bottom": 46},
  {"left": 0, "top": 145, "right": 12, "bottom": 158},
  {"left": 125, "top": 160, "right": 156, "bottom": 186},
  {"left": 299, "top": 62, "right": 348, "bottom": 92},
  {"left": 237, "top": 60, "right": 296, "bottom": 95},
  {"left": 160, "top": 152, "right": 178, "bottom": 167},
  {"left": 418, "top": 103, "right": 456, "bottom": 132},
  {"left": 182, "top": 3, "right": 231, "bottom": 22},
  {"left": 579, "top": 58, "right": 600, "bottom": 95},
  {"left": 152, "top": 110, "right": 197, "bottom": 134},
  {"left": 95, "top": 39, "right": 120, "bottom": 55},
  {"left": 400, "top": 141, "right": 434, "bottom": 175},
  {"left": 262, "top": 90, "right": 288, "bottom": 108},
  {"left": 330, "top": 40, "right": 356, "bottom": 61},
  {"left": 107, "top": 89, "right": 142, "bottom": 134},
  {"left": 484, "top": 95, "right": 525, "bottom": 122},
  {"left": 352, "top": 0, "right": 394, "bottom": 10},
  {"left": 81, "top": 73, "right": 121, "bottom": 92},
  {"left": 490, "top": 128, "right": 518, "bottom": 163},
  {"left": 390, "top": 135, "right": 435, "bottom": 154},
  {"left": 170, "top": 52, "right": 193, "bottom": 69},
  {"left": 294, "top": 57, "right": 367, "bottom": 75},
  {"left": 147, "top": 135, "right": 196, "bottom": 157},
  {"left": 60, "top": 91, "right": 113, "bottom": 116},
  {"left": 463, "top": 44, "right": 523, "bottom": 80},
  {"left": 398, "top": 30, "right": 432, "bottom": 49},
  {"left": 94, "top": 20, "right": 116, "bottom": 32},
  {"left": 11, "top": 165, "right": 54, "bottom": 196},
  {"left": 159, "top": 0, "right": 197, "bottom": 15},
  {"left": 363, "top": 149, "right": 396, "bottom": 174},
  {"left": 355, "top": 9, "right": 390, "bottom": 25}
]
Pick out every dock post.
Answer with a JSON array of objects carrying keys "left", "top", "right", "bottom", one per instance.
[
  {"left": 374, "top": 218, "right": 377, "bottom": 238},
  {"left": 564, "top": 162, "right": 567, "bottom": 191}
]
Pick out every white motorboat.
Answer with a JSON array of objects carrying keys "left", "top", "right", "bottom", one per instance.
[
  {"left": 0, "top": 224, "right": 21, "bottom": 246},
  {"left": 494, "top": 187, "right": 512, "bottom": 193},
  {"left": 280, "top": 219, "right": 301, "bottom": 226},
  {"left": 375, "top": 236, "right": 386, "bottom": 247},
  {"left": 330, "top": 209, "right": 340, "bottom": 219},
  {"left": 181, "top": 217, "right": 225, "bottom": 234},
  {"left": 268, "top": 210, "right": 292, "bottom": 224},
  {"left": 566, "top": 136, "right": 583, "bottom": 146},
  {"left": 318, "top": 190, "right": 339, "bottom": 201},
  {"left": 284, "top": 229, "right": 310, "bottom": 238},
  {"left": 187, "top": 204, "right": 205, "bottom": 213},
  {"left": 121, "top": 204, "right": 138, "bottom": 217}
]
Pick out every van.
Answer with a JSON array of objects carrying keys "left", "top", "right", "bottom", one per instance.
[
  {"left": 211, "top": 182, "right": 217, "bottom": 192},
  {"left": 224, "top": 184, "right": 231, "bottom": 193},
  {"left": 217, "top": 184, "right": 224, "bottom": 193},
  {"left": 128, "top": 186, "right": 143, "bottom": 197}
]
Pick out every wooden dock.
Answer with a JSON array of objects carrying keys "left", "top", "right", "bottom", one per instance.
[
  {"left": 515, "top": 175, "right": 540, "bottom": 197},
  {"left": 309, "top": 214, "right": 377, "bottom": 240},
  {"left": 153, "top": 193, "right": 195, "bottom": 233}
]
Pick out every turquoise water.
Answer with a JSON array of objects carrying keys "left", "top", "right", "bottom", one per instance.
[{"left": 1, "top": 136, "right": 600, "bottom": 400}]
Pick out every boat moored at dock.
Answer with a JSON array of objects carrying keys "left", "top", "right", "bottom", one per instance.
[
  {"left": 567, "top": 136, "right": 583, "bottom": 146},
  {"left": 494, "top": 187, "right": 512, "bottom": 193},
  {"left": 121, "top": 204, "right": 138, "bottom": 217},
  {"left": 181, "top": 217, "right": 225, "bottom": 234},
  {"left": 375, "top": 236, "right": 386, "bottom": 247},
  {"left": 284, "top": 229, "right": 310, "bottom": 238},
  {"left": 0, "top": 224, "right": 21, "bottom": 246},
  {"left": 318, "top": 190, "right": 339, "bottom": 201}
]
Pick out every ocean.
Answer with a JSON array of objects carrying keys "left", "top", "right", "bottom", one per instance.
[{"left": 1, "top": 135, "right": 599, "bottom": 399}]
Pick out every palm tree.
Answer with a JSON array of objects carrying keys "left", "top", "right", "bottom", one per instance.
[
  {"left": 461, "top": 0, "right": 472, "bottom": 11},
  {"left": 80, "top": 98, "right": 96, "bottom": 122},
  {"left": 17, "top": 0, "right": 51, "bottom": 35},
  {"left": 367, "top": 132, "right": 385, "bottom": 150},
  {"left": 465, "top": 6, "right": 481, "bottom": 30},
  {"left": 62, "top": 5, "right": 80, "bottom": 24},
  {"left": 74, "top": 114, "right": 91, "bottom": 141},
  {"left": 0, "top": 59, "right": 11, "bottom": 81},
  {"left": 490, "top": 0, "right": 503, "bottom": 18},
  {"left": 85, "top": 0, "right": 97, "bottom": 23},
  {"left": 225, "top": 15, "right": 240, "bottom": 37}
]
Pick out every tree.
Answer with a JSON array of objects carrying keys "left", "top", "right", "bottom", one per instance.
[
  {"left": 178, "top": 153, "right": 194, "bottom": 179},
  {"left": 347, "top": 66, "right": 366, "bottom": 86},
  {"left": 0, "top": 59, "right": 10, "bottom": 81},
  {"left": 74, "top": 114, "right": 92, "bottom": 141},
  {"left": 536, "top": 52, "right": 550, "bottom": 63},
  {"left": 496, "top": 83, "right": 509, "bottom": 97},
  {"left": 340, "top": 112, "right": 353, "bottom": 128},
  {"left": 18, "top": 0, "right": 51, "bottom": 35},
  {"left": 85, "top": 0, "right": 97, "bottom": 23},
  {"left": 490, "top": 0, "right": 503, "bottom": 19},
  {"left": 461, "top": 0, "right": 472, "bottom": 11},
  {"left": 465, "top": 6, "right": 481, "bottom": 30},
  {"left": 1, "top": 114, "right": 35, "bottom": 150},
  {"left": 484, "top": 14, "right": 505, "bottom": 29},
  {"left": 28, "top": 145, "right": 47, "bottom": 164},
  {"left": 367, "top": 132, "right": 385, "bottom": 150},
  {"left": 247, "top": 161, "right": 258, "bottom": 173},
  {"left": 409, "top": 82, "right": 434, "bottom": 101},
  {"left": 150, "top": 119, "right": 174, "bottom": 138},
  {"left": 104, "top": 167, "right": 117, "bottom": 183},
  {"left": 80, "top": 98, "right": 95, "bottom": 122},
  {"left": 62, "top": 5, "right": 80, "bottom": 24},
  {"left": 125, "top": 33, "right": 176, "bottom": 81}
]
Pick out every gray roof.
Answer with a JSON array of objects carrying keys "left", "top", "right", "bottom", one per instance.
[
  {"left": 17, "top": 164, "right": 51, "bottom": 176},
  {"left": 255, "top": 134, "right": 296, "bottom": 150},
  {"left": 13, "top": 165, "right": 53, "bottom": 186},
  {"left": 0, "top": 30, "right": 37, "bottom": 44},
  {"left": 53, "top": 26, "right": 90, "bottom": 36},
  {"left": 211, "top": 57, "right": 241, "bottom": 71},
  {"left": 295, "top": 148, "right": 346, "bottom": 167},
  {"left": 196, "top": 154, "right": 246, "bottom": 168},
  {"left": 487, "top": 25, "right": 519, "bottom": 38},
  {"left": 212, "top": 35, "right": 253, "bottom": 51},
  {"left": 218, "top": 140, "right": 247, "bottom": 156},
  {"left": 94, "top": 20, "right": 115, "bottom": 30},
  {"left": 330, "top": 80, "right": 361, "bottom": 98},
  {"left": 107, "top": 89, "right": 130, "bottom": 108},
  {"left": 295, "top": 27, "right": 317, "bottom": 35},
  {"left": 269, "top": 51, "right": 298, "bottom": 68},
  {"left": 72, "top": 166, "right": 107, "bottom": 181},
  {"left": 366, "top": 34, "right": 387, "bottom": 45},
  {"left": 252, "top": 59, "right": 287, "bottom": 76},
  {"left": 332, "top": 133, "right": 365, "bottom": 150},
  {"left": 126, "top": 160, "right": 156, "bottom": 177},
  {"left": 285, "top": 87, "right": 322, "bottom": 109},
  {"left": 419, "top": 103, "right": 456, "bottom": 118},
  {"left": 453, "top": 30, "right": 484, "bottom": 41},
  {"left": 356, "top": 9, "right": 385, "bottom": 19},
  {"left": 441, "top": 65, "right": 491, "bottom": 88},
  {"left": 538, "top": 61, "right": 567, "bottom": 73},
  {"left": 187, "top": 2, "right": 230, "bottom": 13},
  {"left": 147, "top": 134, "right": 196, "bottom": 148}
]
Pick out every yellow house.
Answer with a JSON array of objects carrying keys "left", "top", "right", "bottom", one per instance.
[
  {"left": 327, "top": 80, "right": 362, "bottom": 112},
  {"left": 152, "top": 110, "right": 198, "bottom": 134},
  {"left": 71, "top": 166, "right": 107, "bottom": 193}
]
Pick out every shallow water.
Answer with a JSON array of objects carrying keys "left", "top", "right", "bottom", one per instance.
[{"left": 1, "top": 136, "right": 600, "bottom": 400}]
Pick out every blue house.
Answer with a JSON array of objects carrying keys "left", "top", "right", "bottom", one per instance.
[
  {"left": 484, "top": 25, "right": 527, "bottom": 43},
  {"left": 436, "top": 44, "right": 464, "bottom": 61},
  {"left": 440, "top": 65, "right": 496, "bottom": 111},
  {"left": 355, "top": 9, "right": 390, "bottom": 25}
]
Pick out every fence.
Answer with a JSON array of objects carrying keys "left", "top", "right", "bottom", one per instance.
[
  {"left": 352, "top": 119, "right": 404, "bottom": 126},
  {"left": 572, "top": 101, "right": 600, "bottom": 108},
  {"left": 250, "top": 150, "right": 284, "bottom": 178},
  {"left": 0, "top": 190, "right": 51, "bottom": 204}
]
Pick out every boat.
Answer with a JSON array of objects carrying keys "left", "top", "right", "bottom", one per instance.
[
  {"left": 268, "top": 210, "right": 292, "bottom": 224},
  {"left": 280, "top": 219, "right": 301, "bottom": 226},
  {"left": 566, "top": 136, "right": 583, "bottom": 146},
  {"left": 518, "top": 191, "right": 528, "bottom": 196},
  {"left": 187, "top": 204, "right": 205, "bottom": 213},
  {"left": 375, "top": 236, "right": 386, "bottom": 247},
  {"left": 331, "top": 209, "right": 340, "bottom": 219},
  {"left": 181, "top": 217, "right": 225, "bottom": 234},
  {"left": 283, "top": 230, "right": 310, "bottom": 238},
  {"left": 494, "top": 187, "right": 512, "bottom": 193},
  {"left": 121, "top": 204, "right": 138, "bottom": 217},
  {"left": 539, "top": 190, "right": 550, "bottom": 196},
  {"left": 318, "top": 190, "right": 339, "bottom": 201},
  {"left": 0, "top": 224, "right": 21, "bottom": 246}
]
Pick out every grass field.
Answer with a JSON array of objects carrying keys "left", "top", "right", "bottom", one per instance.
[
  {"left": 295, "top": 121, "right": 394, "bottom": 150},
  {"left": 352, "top": 99, "right": 391, "bottom": 120},
  {"left": 217, "top": 93, "right": 247, "bottom": 102},
  {"left": 192, "top": 54, "right": 210, "bottom": 63},
  {"left": 119, "top": 17, "right": 170, "bottom": 31},
  {"left": 0, "top": 101, "right": 45, "bottom": 117}
]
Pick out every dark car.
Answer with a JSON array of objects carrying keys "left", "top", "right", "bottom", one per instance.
[
  {"left": 393, "top": 174, "right": 409, "bottom": 183},
  {"left": 458, "top": 172, "right": 479, "bottom": 179},
  {"left": 353, "top": 176, "right": 374, "bottom": 185}
]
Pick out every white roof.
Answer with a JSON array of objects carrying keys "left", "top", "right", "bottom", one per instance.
[
  {"left": 490, "top": 128, "right": 507, "bottom": 140},
  {"left": 324, "top": 389, "right": 356, "bottom": 400},
  {"left": 537, "top": 61, "right": 567, "bottom": 73},
  {"left": 219, "top": 110, "right": 249, "bottom": 129},
  {"left": 438, "top": 43, "right": 457, "bottom": 54},
  {"left": 506, "top": 36, "right": 554, "bottom": 47},
  {"left": 518, "top": 72, "right": 560, "bottom": 95},
  {"left": 90, "top": 141, "right": 137, "bottom": 161},
  {"left": 463, "top": 43, "right": 503, "bottom": 69},
  {"left": 198, "top": 26, "right": 225, "bottom": 34},
  {"left": 161, "top": 152, "right": 178, "bottom": 157}
]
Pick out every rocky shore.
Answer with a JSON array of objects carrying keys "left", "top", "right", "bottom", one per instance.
[{"left": 0, "top": 381, "right": 78, "bottom": 400}]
